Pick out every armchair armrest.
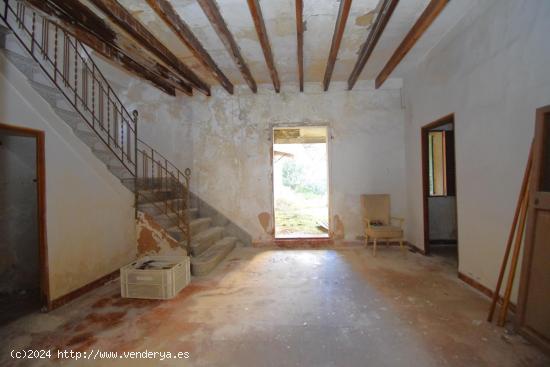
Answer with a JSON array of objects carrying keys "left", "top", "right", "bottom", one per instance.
[
  {"left": 391, "top": 216, "right": 405, "bottom": 228},
  {"left": 363, "top": 217, "right": 372, "bottom": 229}
]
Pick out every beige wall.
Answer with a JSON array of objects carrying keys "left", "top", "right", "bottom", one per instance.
[
  {"left": 402, "top": 0, "right": 550, "bottom": 300},
  {"left": 122, "top": 80, "right": 407, "bottom": 242},
  {"left": 0, "top": 53, "right": 136, "bottom": 300}
]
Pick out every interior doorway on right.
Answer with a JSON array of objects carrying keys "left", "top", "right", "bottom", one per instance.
[{"left": 422, "top": 115, "right": 458, "bottom": 267}]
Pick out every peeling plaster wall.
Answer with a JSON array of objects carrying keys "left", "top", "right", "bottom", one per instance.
[
  {"left": 123, "top": 80, "right": 407, "bottom": 243},
  {"left": 193, "top": 82, "right": 407, "bottom": 242},
  {"left": 0, "top": 53, "right": 136, "bottom": 300},
  {"left": 136, "top": 212, "right": 186, "bottom": 257},
  {"left": 402, "top": 0, "right": 550, "bottom": 300}
]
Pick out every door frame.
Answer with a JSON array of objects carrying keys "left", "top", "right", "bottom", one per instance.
[
  {"left": 0, "top": 122, "right": 50, "bottom": 309},
  {"left": 516, "top": 105, "right": 550, "bottom": 355},
  {"left": 421, "top": 114, "right": 457, "bottom": 255},
  {"left": 269, "top": 123, "right": 332, "bottom": 240}
]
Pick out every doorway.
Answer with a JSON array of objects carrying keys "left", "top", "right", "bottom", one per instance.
[
  {"left": 272, "top": 126, "right": 329, "bottom": 238},
  {"left": 0, "top": 123, "right": 48, "bottom": 324},
  {"left": 517, "top": 105, "right": 550, "bottom": 355},
  {"left": 421, "top": 115, "right": 458, "bottom": 265}
]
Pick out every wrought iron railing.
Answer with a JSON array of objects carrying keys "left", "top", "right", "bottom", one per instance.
[{"left": 0, "top": 0, "right": 191, "bottom": 250}]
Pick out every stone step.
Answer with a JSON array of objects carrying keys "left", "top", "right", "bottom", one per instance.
[
  {"left": 191, "top": 237, "right": 237, "bottom": 276},
  {"left": 28, "top": 79, "right": 62, "bottom": 106},
  {"left": 190, "top": 226, "right": 224, "bottom": 256},
  {"left": 107, "top": 164, "right": 134, "bottom": 180},
  {"left": 91, "top": 148, "right": 121, "bottom": 167},
  {"left": 153, "top": 208, "right": 198, "bottom": 227},
  {"left": 137, "top": 188, "right": 177, "bottom": 202},
  {"left": 137, "top": 199, "right": 187, "bottom": 215},
  {"left": 166, "top": 225, "right": 185, "bottom": 242},
  {"left": 1, "top": 32, "right": 28, "bottom": 56},
  {"left": 73, "top": 128, "right": 100, "bottom": 147},
  {"left": 190, "top": 217, "right": 212, "bottom": 236},
  {"left": 2, "top": 49, "right": 41, "bottom": 79},
  {"left": 166, "top": 217, "right": 210, "bottom": 241}
]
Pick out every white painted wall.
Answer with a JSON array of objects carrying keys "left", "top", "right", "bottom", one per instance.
[
  {"left": 402, "top": 0, "right": 550, "bottom": 299},
  {"left": 0, "top": 53, "right": 136, "bottom": 300},
  {"left": 124, "top": 80, "right": 407, "bottom": 242}
]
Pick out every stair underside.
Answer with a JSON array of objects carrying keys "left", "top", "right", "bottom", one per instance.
[{"left": 1, "top": 30, "right": 237, "bottom": 276}]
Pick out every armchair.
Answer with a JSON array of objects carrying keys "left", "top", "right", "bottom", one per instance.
[{"left": 361, "top": 194, "right": 405, "bottom": 256}]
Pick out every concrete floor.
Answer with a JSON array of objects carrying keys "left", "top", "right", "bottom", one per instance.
[{"left": 1, "top": 246, "right": 548, "bottom": 366}]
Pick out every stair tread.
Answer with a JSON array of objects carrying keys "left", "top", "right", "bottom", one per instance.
[
  {"left": 191, "top": 226, "right": 224, "bottom": 243},
  {"left": 191, "top": 237, "right": 236, "bottom": 265},
  {"left": 29, "top": 79, "right": 61, "bottom": 95},
  {"left": 190, "top": 217, "right": 211, "bottom": 225}
]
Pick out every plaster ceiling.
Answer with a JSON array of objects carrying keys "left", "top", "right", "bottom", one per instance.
[{"left": 84, "top": 0, "right": 477, "bottom": 91}]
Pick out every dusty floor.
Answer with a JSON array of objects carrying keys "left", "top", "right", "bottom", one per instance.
[{"left": 1, "top": 246, "right": 548, "bottom": 366}]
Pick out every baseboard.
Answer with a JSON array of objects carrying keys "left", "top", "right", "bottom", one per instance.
[
  {"left": 458, "top": 272, "right": 516, "bottom": 313},
  {"left": 407, "top": 242, "right": 426, "bottom": 255},
  {"left": 429, "top": 239, "right": 458, "bottom": 245},
  {"left": 49, "top": 269, "right": 120, "bottom": 310}
]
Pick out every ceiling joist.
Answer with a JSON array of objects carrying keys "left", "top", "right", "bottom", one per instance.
[
  {"left": 375, "top": 0, "right": 449, "bottom": 88},
  {"left": 198, "top": 0, "right": 257, "bottom": 93},
  {"left": 295, "top": 0, "right": 304, "bottom": 92},
  {"left": 247, "top": 0, "right": 281, "bottom": 93},
  {"left": 348, "top": 0, "right": 400, "bottom": 90},
  {"left": 27, "top": 0, "right": 193, "bottom": 96},
  {"left": 323, "top": 0, "right": 353, "bottom": 91},
  {"left": 146, "top": 0, "right": 234, "bottom": 95},
  {"left": 89, "top": 0, "right": 211, "bottom": 96}
]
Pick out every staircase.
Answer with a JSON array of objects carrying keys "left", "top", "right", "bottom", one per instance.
[{"left": 0, "top": 0, "right": 236, "bottom": 276}]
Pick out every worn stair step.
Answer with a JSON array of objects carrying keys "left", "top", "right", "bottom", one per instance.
[
  {"left": 53, "top": 107, "right": 92, "bottom": 132},
  {"left": 137, "top": 188, "right": 177, "bottom": 202},
  {"left": 2, "top": 49, "right": 41, "bottom": 78},
  {"left": 92, "top": 148, "right": 121, "bottom": 166},
  {"left": 108, "top": 164, "right": 133, "bottom": 180},
  {"left": 1, "top": 32, "right": 28, "bottom": 55},
  {"left": 73, "top": 128, "right": 100, "bottom": 147},
  {"left": 166, "top": 225, "right": 185, "bottom": 242},
  {"left": 191, "top": 237, "right": 237, "bottom": 276},
  {"left": 28, "top": 80, "right": 62, "bottom": 106},
  {"left": 190, "top": 226, "right": 224, "bottom": 256},
  {"left": 190, "top": 217, "right": 212, "bottom": 236},
  {"left": 152, "top": 208, "right": 198, "bottom": 227}
]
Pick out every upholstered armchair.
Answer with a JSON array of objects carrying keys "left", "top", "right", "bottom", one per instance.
[{"left": 361, "top": 194, "right": 405, "bottom": 256}]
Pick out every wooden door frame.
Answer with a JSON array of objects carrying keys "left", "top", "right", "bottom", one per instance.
[
  {"left": 0, "top": 122, "right": 50, "bottom": 309},
  {"left": 269, "top": 123, "right": 332, "bottom": 241},
  {"left": 421, "top": 114, "right": 456, "bottom": 255},
  {"left": 516, "top": 105, "right": 550, "bottom": 355}
]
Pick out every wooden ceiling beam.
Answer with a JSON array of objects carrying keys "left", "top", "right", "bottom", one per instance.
[
  {"left": 198, "top": 0, "right": 257, "bottom": 93},
  {"left": 323, "top": 0, "right": 352, "bottom": 91},
  {"left": 247, "top": 0, "right": 280, "bottom": 93},
  {"left": 347, "top": 0, "right": 400, "bottom": 90},
  {"left": 89, "top": 0, "right": 211, "bottom": 96},
  {"left": 295, "top": 0, "right": 304, "bottom": 92},
  {"left": 26, "top": 0, "right": 193, "bottom": 96},
  {"left": 146, "top": 0, "right": 234, "bottom": 94},
  {"left": 375, "top": 0, "right": 449, "bottom": 88}
]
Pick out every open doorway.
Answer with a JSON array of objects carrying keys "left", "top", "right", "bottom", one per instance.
[
  {"left": 0, "top": 123, "right": 48, "bottom": 324},
  {"left": 272, "top": 126, "right": 329, "bottom": 238},
  {"left": 421, "top": 115, "right": 458, "bottom": 266}
]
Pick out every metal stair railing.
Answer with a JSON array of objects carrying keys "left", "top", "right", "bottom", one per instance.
[{"left": 0, "top": 0, "right": 191, "bottom": 251}]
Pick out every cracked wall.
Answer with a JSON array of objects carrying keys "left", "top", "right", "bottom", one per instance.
[{"left": 120, "top": 80, "right": 407, "bottom": 243}]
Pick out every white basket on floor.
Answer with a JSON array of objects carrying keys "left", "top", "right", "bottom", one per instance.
[{"left": 120, "top": 256, "right": 190, "bottom": 300}]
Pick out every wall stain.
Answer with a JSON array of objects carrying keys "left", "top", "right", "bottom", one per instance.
[{"left": 355, "top": 10, "right": 375, "bottom": 27}]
